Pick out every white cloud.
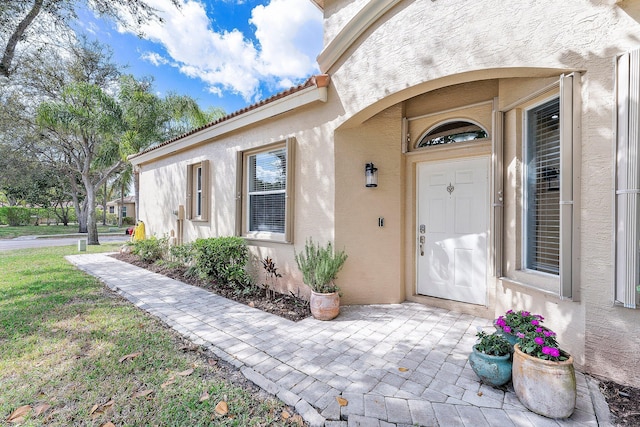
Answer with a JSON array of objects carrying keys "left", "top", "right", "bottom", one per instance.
[
  {"left": 250, "top": 0, "right": 322, "bottom": 81},
  {"left": 115, "top": 0, "right": 322, "bottom": 102},
  {"left": 141, "top": 51, "right": 170, "bottom": 66}
]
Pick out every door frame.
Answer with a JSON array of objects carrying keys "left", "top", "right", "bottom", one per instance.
[{"left": 403, "top": 140, "right": 496, "bottom": 318}]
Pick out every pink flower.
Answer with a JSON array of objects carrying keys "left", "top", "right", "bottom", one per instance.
[
  {"left": 534, "top": 337, "right": 545, "bottom": 345},
  {"left": 542, "top": 346, "right": 560, "bottom": 358},
  {"left": 516, "top": 332, "right": 525, "bottom": 339},
  {"left": 503, "top": 326, "right": 512, "bottom": 334},
  {"left": 535, "top": 327, "right": 543, "bottom": 333},
  {"left": 496, "top": 317, "right": 506, "bottom": 327},
  {"left": 522, "top": 311, "right": 530, "bottom": 317},
  {"left": 531, "top": 319, "right": 539, "bottom": 326}
]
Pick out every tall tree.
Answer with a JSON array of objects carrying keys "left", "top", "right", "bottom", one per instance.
[
  {"left": 0, "top": 0, "right": 180, "bottom": 78},
  {"left": 37, "top": 81, "right": 124, "bottom": 244},
  {"left": 117, "top": 75, "right": 225, "bottom": 220}
]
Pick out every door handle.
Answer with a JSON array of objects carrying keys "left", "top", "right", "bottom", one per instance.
[{"left": 419, "top": 235, "right": 425, "bottom": 256}]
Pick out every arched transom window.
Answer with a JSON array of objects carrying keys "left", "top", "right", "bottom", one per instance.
[{"left": 416, "top": 120, "right": 488, "bottom": 148}]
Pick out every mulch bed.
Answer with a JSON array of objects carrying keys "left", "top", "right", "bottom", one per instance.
[
  {"left": 599, "top": 379, "right": 640, "bottom": 426},
  {"left": 110, "top": 253, "right": 311, "bottom": 322}
]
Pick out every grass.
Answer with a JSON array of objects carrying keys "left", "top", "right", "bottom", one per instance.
[
  {"left": 0, "top": 225, "right": 128, "bottom": 240},
  {"left": 0, "top": 244, "right": 298, "bottom": 426}
]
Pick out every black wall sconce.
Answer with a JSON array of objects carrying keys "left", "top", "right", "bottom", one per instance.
[{"left": 365, "top": 162, "right": 378, "bottom": 187}]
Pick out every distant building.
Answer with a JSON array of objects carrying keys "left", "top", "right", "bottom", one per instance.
[{"left": 106, "top": 196, "right": 135, "bottom": 221}]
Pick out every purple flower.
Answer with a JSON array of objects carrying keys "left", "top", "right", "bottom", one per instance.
[
  {"left": 496, "top": 317, "right": 506, "bottom": 327},
  {"left": 531, "top": 319, "right": 539, "bottom": 326},
  {"left": 522, "top": 311, "right": 530, "bottom": 317},
  {"left": 506, "top": 309, "right": 514, "bottom": 314},
  {"left": 542, "top": 346, "right": 560, "bottom": 358},
  {"left": 535, "top": 327, "right": 543, "bottom": 333},
  {"left": 516, "top": 332, "right": 525, "bottom": 339},
  {"left": 503, "top": 326, "right": 512, "bottom": 334},
  {"left": 534, "top": 337, "right": 545, "bottom": 345}
]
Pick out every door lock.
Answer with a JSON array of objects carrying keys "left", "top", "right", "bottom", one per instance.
[{"left": 419, "top": 235, "right": 425, "bottom": 256}]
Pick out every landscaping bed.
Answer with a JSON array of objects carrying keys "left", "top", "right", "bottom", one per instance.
[
  {"left": 111, "top": 252, "right": 311, "bottom": 322},
  {"left": 599, "top": 379, "right": 640, "bottom": 426}
]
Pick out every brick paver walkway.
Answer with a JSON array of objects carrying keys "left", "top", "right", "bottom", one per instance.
[{"left": 67, "top": 253, "right": 610, "bottom": 427}]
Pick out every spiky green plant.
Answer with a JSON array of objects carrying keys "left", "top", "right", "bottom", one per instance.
[{"left": 295, "top": 238, "right": 347, "bottom": 293}]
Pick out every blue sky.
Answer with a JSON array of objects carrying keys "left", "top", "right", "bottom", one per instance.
[{"left": 75, "top": 0, "right": 323, "bottom": 114}]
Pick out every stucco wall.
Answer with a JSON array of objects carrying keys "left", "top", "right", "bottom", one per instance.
[
  {"left": 133, "top": 0, "right": 640, "bottom": 387},
  {"left": 334, "top": 104, "right": 404, "bottom": 304},
  {"left": 320, "top": 0, "right": 640, "bottom": 387},
  {"left": 137, "top": 103, "right": 339, "bottom": 298}
]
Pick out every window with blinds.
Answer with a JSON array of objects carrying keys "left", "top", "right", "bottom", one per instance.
[
  {"left": 247, "top": 147, "right": 287, "bottom": 234},
  {"left": 524, "top": 98, "right": 561, "bottom": 275}
]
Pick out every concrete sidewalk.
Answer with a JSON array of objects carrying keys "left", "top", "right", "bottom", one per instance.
[{"left": 67, "top": 253, "right": 611, "bottom": 427}]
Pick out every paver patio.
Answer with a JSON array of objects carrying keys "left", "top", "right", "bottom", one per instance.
[{"left": 67, "top": 253, "right": 611, "bottom": 426}]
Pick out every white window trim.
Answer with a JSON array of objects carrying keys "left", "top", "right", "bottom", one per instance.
[
  {"left": 615, "top": 48, "right": 640, "bottom": 309},
  {"left": 236, "top": 138, "right": 295, "bottom": 243}
]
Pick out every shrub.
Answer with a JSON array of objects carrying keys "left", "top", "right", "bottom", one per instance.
[
  {"left": 122, "top": 216, "right": 136, "bottom": 225},
  {"left": 131, "top": 235, "right": 169, "bottom": 263},
  {"left": 169, "top": 242, "right": 195, "bottom": 266},
  {"left": 0, "top": 206, "right": 32, "bottom": 226},
  {"left": 192, "top": 237, "right": 251, "bottom": 290}
]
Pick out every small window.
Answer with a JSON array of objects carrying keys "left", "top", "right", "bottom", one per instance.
[
  {"left": 237, "top": 139, "right": 295, "bottom": 242},
  {"left": 416, "top": 121, "right": 488, "bottom": 148},
  {"left": 109, "top": 206, "right": 114, "bottom": 214},
  {"left": 121, "top": 206, "right": 127, "bottom": 219},
  {"left": 186, "top": 160, "right": 209, "bottom": 221},
  {"left": 524, "top": 98, "right": 560, "bottom": 275}
]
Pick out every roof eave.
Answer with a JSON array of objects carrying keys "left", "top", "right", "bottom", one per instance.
[{"left": 130, "top": 79, "right": 329, "bottom": 166}]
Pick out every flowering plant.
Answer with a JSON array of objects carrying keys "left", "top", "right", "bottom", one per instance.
[
  {"left": 474, "top": 331, "right": 511, "bottom": 356},
  {"left": 495, "top": 310, "right": 568, "bottom": 362}
]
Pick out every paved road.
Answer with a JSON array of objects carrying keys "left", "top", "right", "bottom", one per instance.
[{"left": 0, "top": 234, "right": 129, "bottom": 251}]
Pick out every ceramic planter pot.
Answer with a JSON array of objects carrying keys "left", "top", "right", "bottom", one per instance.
[
  {"left": 512, "top": 344, "right": 576, "bottom": 419},
  {"left": 468, "top": 345, "right": 512, "bottom": 386},
  {"left": 493, "top": 325, "right": 519, "bottom": 348},
  {"left": 309, "top": 291, "right": 340, "bottom": 320}
]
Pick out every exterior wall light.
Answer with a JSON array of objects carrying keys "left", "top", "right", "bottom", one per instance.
[{"left": 365, "top": 162, "right": 378, "bottom": 187}]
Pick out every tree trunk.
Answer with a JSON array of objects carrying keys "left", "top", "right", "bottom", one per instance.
[
  {"left": 85, "top": 179, "right": 99, "bottom": 245},
  {"left": 1, "top": 0, "right": 44, "bottom": 77},
  {"left": 102, "top": 180, "right": 107, "bottom": 226},
  {"left": 118, "top": 180, "right": 125, "bottom": 227}
]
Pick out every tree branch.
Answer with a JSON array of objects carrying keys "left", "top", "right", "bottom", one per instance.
[{"left": 1, "top": 0, "right": 45, "bottom": 78}]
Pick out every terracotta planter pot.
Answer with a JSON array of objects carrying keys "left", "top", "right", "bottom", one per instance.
[
  {"left": 512, "top": 344, "right": 576, "bottom": 419},
  {"left": 309, "top": 291, "right": 340, "bottom": 320}
]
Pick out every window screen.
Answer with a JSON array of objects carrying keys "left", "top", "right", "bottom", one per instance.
[{"left": 525, "top": 98, "right": 560, "bottom": 275}]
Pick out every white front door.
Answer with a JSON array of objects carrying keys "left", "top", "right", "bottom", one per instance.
[{"left": 416, "top": 157, "right": 489, "bottom": 305}]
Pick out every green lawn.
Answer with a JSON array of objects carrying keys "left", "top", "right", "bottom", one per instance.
[
  {"left": 0, "top": 244, "right": 297, "bottom": 426},
  {"left": 0, "top": 225, "right": 128, "bottom": 240}
]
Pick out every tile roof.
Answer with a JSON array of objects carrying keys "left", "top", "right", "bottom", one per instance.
[{"left": 131, "top": 74, "right": 330, "bottom": 159}]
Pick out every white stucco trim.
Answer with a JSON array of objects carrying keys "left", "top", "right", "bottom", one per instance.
[
  {"left": 130, "top": 85, "right": 328, "bottom": 165},
  {"left": 317, "top": 0, "right": 402, "bottom": 72}
]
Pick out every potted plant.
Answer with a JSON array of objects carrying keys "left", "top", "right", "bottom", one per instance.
[
  {"left": 494, "top": 309, "right": 545, "bottom": 347},
  {"left": 468, "top": 331, "right": 512, "bottom": 387},
  {"left": 498, "top": 310, "right": 576, "bottom": 419},
  {"left": 295, "top": 238, "right": 347, "bottom": 320}
]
